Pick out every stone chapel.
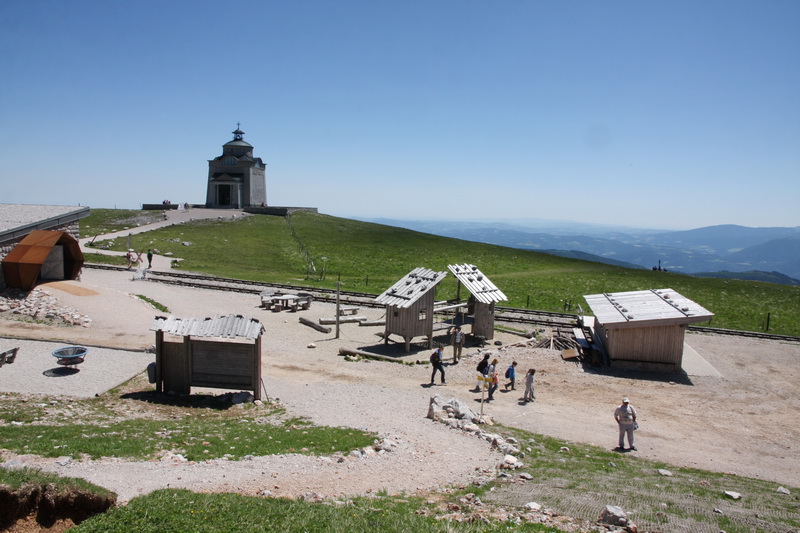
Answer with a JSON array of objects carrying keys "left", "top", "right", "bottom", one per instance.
[{"left": 205, "top": 126, "right": 267, "bottom": 208}]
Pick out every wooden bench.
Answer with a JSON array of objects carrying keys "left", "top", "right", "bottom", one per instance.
[{"left": 0, "top": 347, "right": 19, "bottom": 367}]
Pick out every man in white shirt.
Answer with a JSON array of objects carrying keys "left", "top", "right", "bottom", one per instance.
[{"left": 614, "top": 397, "right": 638, "bottom": 451}]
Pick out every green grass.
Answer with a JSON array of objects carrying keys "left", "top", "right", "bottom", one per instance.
[
  {"left": 0, "top": 392, "right": 374, "bottom": 462},
  {"left": 85, "top": 210, "right": 800, "bottom": 337},
  {"left": 81, "top": 209, "right": 166, "bottom": 238},
  {"left": 70, "top": 489, "right": 563, "bottom": 533},
  {"left": 0, "top": 465, "right": 115, "bottom": 499},
  {"left": 134, "top": 294, "right": 169, "bottom": 312},
  {"left": 473, "top": 426, "right": 800, "bottom": 533}
]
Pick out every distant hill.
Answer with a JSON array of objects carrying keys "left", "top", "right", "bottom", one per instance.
[
  {"left": 693, "top": 270, "right": 800, "bottom": 286},
  {"left": 357, "top": 218, "right": 800, "bottom": 284}
]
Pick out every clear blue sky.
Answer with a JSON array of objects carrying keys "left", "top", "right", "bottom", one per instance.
[{"left": 1, "top": 1, "right": 798, "bottom": 230}]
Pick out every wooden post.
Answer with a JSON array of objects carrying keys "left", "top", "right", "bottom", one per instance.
[
  {"left": 155, "top": 329, "right": 163, "bottom": 393},
  {"left": 254, "top": 335, "right": 262, "bottom": 400},
  {"left": 335, "top": 281, "right": 341, "bottom": 339}
]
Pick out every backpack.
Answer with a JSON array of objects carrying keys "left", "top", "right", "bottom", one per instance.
[
  {"left": 505, "top": 367, "right": 511, "bottom": 378},
  {"left": 430, "top": 351, "right": 439, "bottom": 363},
  {"left": 476, "top": 359, "right": 488, "bottom": 373}
]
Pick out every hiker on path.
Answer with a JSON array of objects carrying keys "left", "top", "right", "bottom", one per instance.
[
  {"left": 473, "top": 353, "right": 490, "bottom": 391},
  {"left": 523, "top": 368, "right": 536, "bottom": 402},
  {"left": 147, "top": 249, "right": 153, "bottom": 269},
  {"left": 504, "top": 361, "right": 518, "bottom": 391},
  {"left": 430, "top": 346, "right": 446, "bottom": 385},
  {"left": 486, "top": 358, "right": 499, "bottom": 401},
  {"left": 614, "top": 397, "right": 638, "bottom": 451},
  {"left": 450, "top": 326, "right": 465, "bottom": 363}
]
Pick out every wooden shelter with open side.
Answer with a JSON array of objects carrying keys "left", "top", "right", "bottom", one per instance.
[
  {"left": 1, "top": 230, "right": 84, "bottom": 290},
  {"left": 448, "top": 263, "right": 508, "bottom": 340},
  {"left": 375, "top": 267, "right": 447, "bottom": 352},
  {"left": 582, "top": 288, "right": 714, "bottom": 371},
  {"left": 150, "top": 314, "right": 264, "bottom": 399}
]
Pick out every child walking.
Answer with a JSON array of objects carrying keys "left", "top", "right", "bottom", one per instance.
[
  {"left": 523, "top": 368, "right": 537, "bottom": 402},
  {"left": 503, "top": 361, "right": 518, "bottom": 390}
]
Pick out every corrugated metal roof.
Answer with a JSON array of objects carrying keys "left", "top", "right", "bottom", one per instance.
[
  {"left": 374, "top": 267, "right": 447, "bottom": 308},
  {"left": 583, "top": 288, "right": 714, "bottom": 328},
  {"left": 150, "top": 314, "right": 264, "bottom": 339},
  {"left": 447, "top": 263, "right": 508, "bottom": 304}
]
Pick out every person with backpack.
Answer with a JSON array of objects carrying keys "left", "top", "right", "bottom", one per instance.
[
  {"left": 504, "top": 361, "right": 518, "bottom": 391},
  {"left": 429, "top": 346, "right": 446, "bottom": 385},
  {"left": 472, "top": 353, "right": 490, "bottom": 391}
]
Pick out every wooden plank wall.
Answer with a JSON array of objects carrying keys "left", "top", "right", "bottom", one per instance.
[
  {"left": 190, "top": 340, "right": 256, "bottom": 390},
  {"left": 385, "top": 290, "right": 436, "bottom": 350},
  {"left": 160, "top": 340, "right": 190, "bottom": 395},
  {"left": 472, "top": 301, "right": 496, "bottom": 339},
  {"left": 605, "top": 324, "right": 686, "bottom": 367}
]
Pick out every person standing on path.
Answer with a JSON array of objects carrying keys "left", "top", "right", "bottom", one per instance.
[
  {"left": 523, "top": 368, "right": 536, "bottom": 402},
  {"left": 147, "top": 249, "right": 153, "bottom": 269},
  {"left": 430, "top": 346, "right": 446, "bottom": 385},
  {"left": 450, "top": 326, "right": 465, "bottom": 363},
  {"left": 614, "top": 397, "right": 638, "bottom": 451}
]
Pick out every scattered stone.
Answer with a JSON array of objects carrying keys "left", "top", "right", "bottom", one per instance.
[
  {"left": 713, "top": 507, "right": 724, "bottom": 514},
  {"left": 519, "top": 473, "right": 533, "bottom": 481},
  {"left": 559, "top": 446, "right": 570, "bottom": 453},
  {"left": 598, "top": 505, "right": 629, "bottom": 527},
  {"left": 658, "top": 469, "right": 673, "bottom": 477},
  {"left": 776, "top": 486, "right": 790, "bottom": 495},
  {"left": 524, "top": 501, "right": 542, "bottom": 511},
  {"left": 723, "top": 491, "right": 741, "bottom": 500},
  {"left": 307, "top": 343, "right": 317, "bottom": 349}
]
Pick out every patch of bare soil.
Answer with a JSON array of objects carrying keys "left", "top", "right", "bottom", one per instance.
[{"left": 0, "top": 483, "right": 114, "bottom": 532}]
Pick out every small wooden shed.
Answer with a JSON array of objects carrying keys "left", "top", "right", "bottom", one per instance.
[
  {"left": 447, "top": 263, "right": 507, "bottom": 340},
  {"left": 375, "top": 267, "right": 447, "bottom": 352},
  {"left": 150, "top": 314, "right": 264, "bottom": 398},
  {"left": 583, "top": 288, "right": 713, "bottom": 371}
]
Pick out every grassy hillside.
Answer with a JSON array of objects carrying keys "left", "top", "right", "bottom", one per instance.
[{"left": 87, "top": 211, "right": 800, "bottom": 337}]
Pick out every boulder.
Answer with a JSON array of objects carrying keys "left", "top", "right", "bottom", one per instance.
[{"left": 598, "top": 505, "right": 629, "bottom": 527}]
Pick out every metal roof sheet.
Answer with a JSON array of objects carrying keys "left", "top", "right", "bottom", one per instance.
[
  {"left": 583, "top": 288, "right": 714, "bottom": 328},
  {"left": 447, "top": 263, "right": 508, "bottom": 304},
  {"left": 374, "top": 267, "right": 447, "bottom": 308},
  {"left": 150, "top": 314, "right": 264, "bottom": 339}
]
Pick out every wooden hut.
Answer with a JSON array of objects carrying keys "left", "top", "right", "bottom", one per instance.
[
  {"left": 375, "top": 267, "right": 447, "bottom": 352},
  {"left": 583, "top": 288, "right": 713, "bottom": 371},
  {"left": 150, "top": 314, "right": 264, "bottom": 398},
  {"left": 447, "top": 263, "right": 507, "bottom": 340}
]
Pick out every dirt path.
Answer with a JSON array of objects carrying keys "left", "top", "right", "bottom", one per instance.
[{"left": 1, "top": 266, "right": 798, "bottom": 504}]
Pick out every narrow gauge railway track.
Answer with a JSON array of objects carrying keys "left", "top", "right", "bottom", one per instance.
[{"left": 85, "top": 264, "right": 800, "bottom": 343}]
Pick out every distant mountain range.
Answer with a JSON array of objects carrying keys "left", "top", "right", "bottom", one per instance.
[{"left": 355, "top": 218, "right": 800, "bottom": 285}]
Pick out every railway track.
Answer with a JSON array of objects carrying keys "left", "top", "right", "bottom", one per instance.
[{"left": 85, "top": 264, "right": 800, "bottom": 343}]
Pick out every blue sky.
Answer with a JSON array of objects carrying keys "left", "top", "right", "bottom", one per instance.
[{"left": 1, "top": 1, "right": 798, "bottom": 230}]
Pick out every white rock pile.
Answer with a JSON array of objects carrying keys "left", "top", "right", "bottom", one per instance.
[{"left": 0, "top": 288, "right": 92, "bottom": 327}]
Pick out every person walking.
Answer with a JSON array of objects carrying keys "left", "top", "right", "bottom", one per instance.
[
  {"left": 614, "top": 397, "right": 638, "bottom": 450},
  {"left": 147, "top": 249, "right": 153, "bottom": 269},
  {"left": 504, "top": 361, "right": 518, "bottom": 390},
  {"left": 429, "top": 346, "right": 446, "bottom": 385},
  {"left": 486, "top": 358, "right": 499, "bottom": 400},
  {"left": 473, "top": 354, "right": 490, "bottom": 391},
  {"left": 450, "top": 326, "right": 465, "bottom": 363},
  {"left": 523, "top": 368, "right": 536, "bottom": 402}
]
